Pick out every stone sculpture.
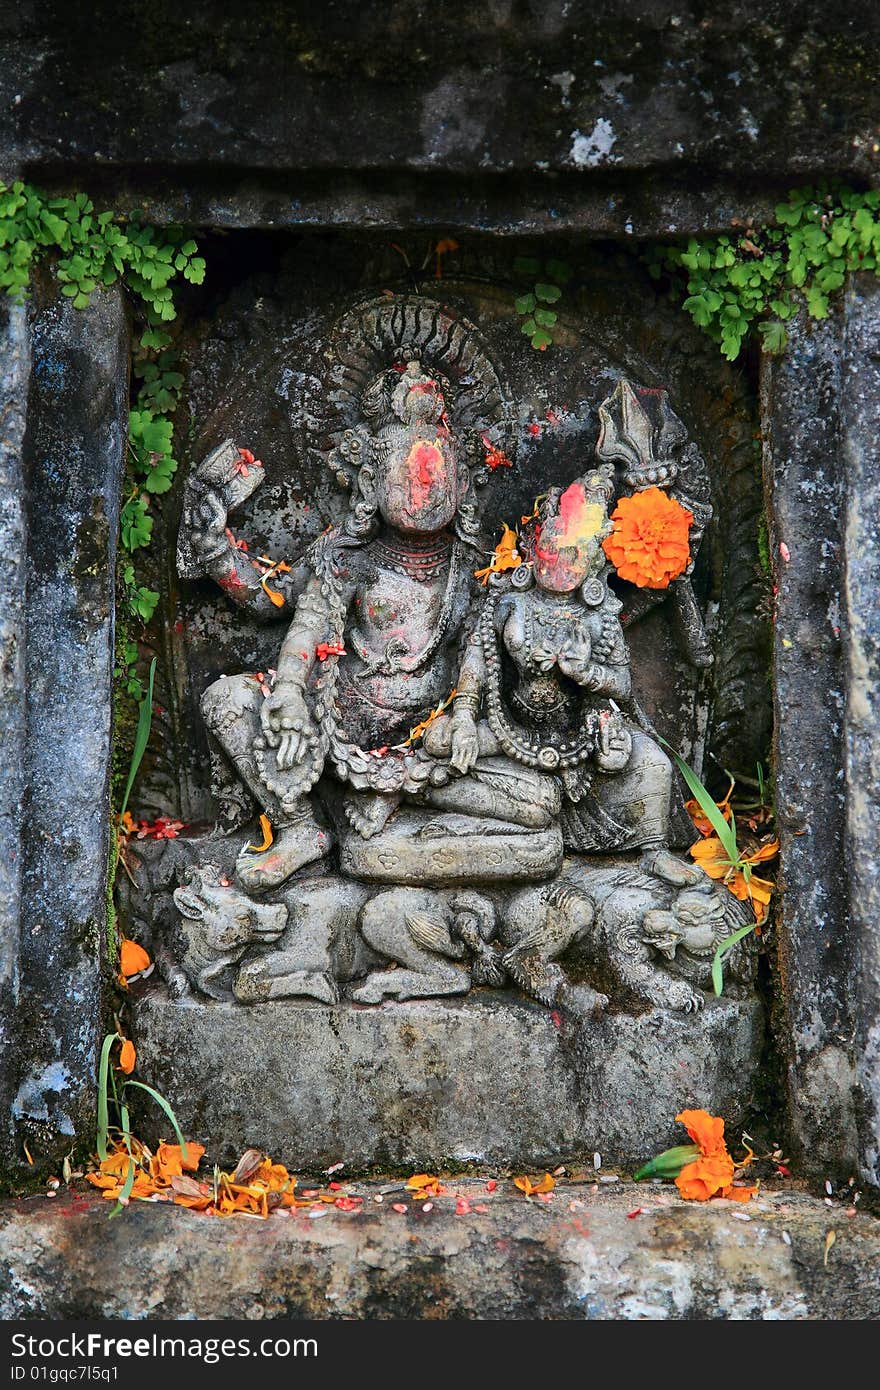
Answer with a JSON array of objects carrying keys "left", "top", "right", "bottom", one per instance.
[{"left": 134, "top": 293, "right": 754, "bottom": 1017}]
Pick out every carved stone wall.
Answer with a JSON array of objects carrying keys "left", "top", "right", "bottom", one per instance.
[{"left": 1, "top": 1, "right": 879, "bottom": 1192}]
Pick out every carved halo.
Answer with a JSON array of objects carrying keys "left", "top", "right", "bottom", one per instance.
[{"left": 304, "top": 293, "right": 517, "bottom": 494}]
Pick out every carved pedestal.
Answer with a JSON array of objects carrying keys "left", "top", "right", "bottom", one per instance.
[{"left": 132, "top": 987, "right": 764, "bottom": 1171}]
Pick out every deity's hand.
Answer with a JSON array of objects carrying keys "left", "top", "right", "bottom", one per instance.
[
  {"left": 594, "top": 713, "right": 632, "bottom": 773},
  {"left": 182, "top": 480, "right": 229, "bottom": 567},
  {"left": 448, "top": 704, "right": 480, "bottom": 775},
  {"left": 557, "top": 639, "right": 595, "bottom": 683},
  {"left": 530, "top": 643, "right": 560, "bottom": 673},
  {"left": 260, "top": 683, "right": 316, "bottom": 770}
]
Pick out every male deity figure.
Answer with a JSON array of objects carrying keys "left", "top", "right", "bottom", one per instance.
[{"left": 181, "top": 359, "right": 560, "bottom": 892}]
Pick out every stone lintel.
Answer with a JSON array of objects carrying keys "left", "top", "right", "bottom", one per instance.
[{"left": 4, "top": 4, "right": 880, "bottom": 195}]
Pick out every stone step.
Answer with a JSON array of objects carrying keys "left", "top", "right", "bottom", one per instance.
[{"left": 1, "top": 1184, "right": 876, "bottom": 1320}]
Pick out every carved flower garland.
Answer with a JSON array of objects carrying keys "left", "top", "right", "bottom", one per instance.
[{"left": 602, "top": 486, "right": 694, "bottom": 589}]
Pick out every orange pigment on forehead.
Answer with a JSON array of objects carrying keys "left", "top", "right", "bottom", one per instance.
[{"left": 405, "top": 438, "right": 449, "bottom": 510}]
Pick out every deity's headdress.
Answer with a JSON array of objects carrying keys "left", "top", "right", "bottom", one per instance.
[{"left": 305, "top": 294, "right": 517, "bottom": 497}]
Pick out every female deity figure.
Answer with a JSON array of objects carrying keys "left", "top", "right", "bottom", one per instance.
[{"left": 425, "top": 465, "right": 702, "bottom": 886}]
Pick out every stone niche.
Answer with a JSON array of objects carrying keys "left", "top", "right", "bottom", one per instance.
[{"left": 116, "top": 232, "right": 772, "bottom": 1170}]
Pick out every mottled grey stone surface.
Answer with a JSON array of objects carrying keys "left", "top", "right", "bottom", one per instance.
[
  {"left": 840, "top": 274, "right": 880, "bottom": 1189},
  {"left": 1, "top": 1184, "right": 877, "bottom": 1319},
  {"left": 762, "top": 283, "right": 880, "bottom": 1187},
  {"left": 4, "top": 3, "right": 880, "bottom": 235},
  {"left": 132, "top": 987, "right": 763, "bottom": 1171},
  {"left": 0, "top": 301, "right": 30, "bottom": 1176},
  {"left": 760, "top": 308, "right": 858, "bottom": 1178},
  {"left": 0, "top": 276, "right": 129, "bottom": 1183}
]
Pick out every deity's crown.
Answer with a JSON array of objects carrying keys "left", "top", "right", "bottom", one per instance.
[
  {"left": 307, "top": 294, "right": 516, "bottom": 495},
  {"left": 388, "top": 361, "right": 447, "bottom": 427}
]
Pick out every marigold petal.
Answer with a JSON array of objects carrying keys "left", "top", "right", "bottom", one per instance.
[
  {"left": 675, "top": 1109, "right": 728, "bottom": 1156},
  {"left": 179, "top": 1142, "right": 206, "bottom": 1173},
  {"left": 118, "top": 1038, "right": 136, "bottom": 1075},
  {"left": 722, "top": 1184, "right": 758, "bottom": 1202},
  {"left": 119, "top": 938, "right": 151, "bottom": 977}
]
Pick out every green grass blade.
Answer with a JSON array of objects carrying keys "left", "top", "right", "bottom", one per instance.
[
  {"left": 109, "top": 1103, "right": 136, "bottom": 1218},
  {"left": 118, "top": 656, "right": 156, "bottom": 820},
  {"left": 633, "top": 1144, "right": 701, "bottom": 1181},
  {"left": 659, "top": 737, "right": 740, "bottom": 864},
  {"left": 710, "top": 921, "right": 758, "bottom": 997},
  {"left": 123, "top": 1079, "right": 188, "bottom": 1160},
  {"left": 96, "top": 1033, "right": 116, "bottom": 1160}
]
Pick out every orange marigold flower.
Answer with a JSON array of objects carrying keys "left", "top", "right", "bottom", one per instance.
[
  {"left": 673, "top": 1109, "right": 756, "bottom": 1203},
  {"left": 118, "top": 1038, "right": 136, "bottom": 1074},
  {"left": 689, "top": 837, "right": 778, "bottom": 922},
  {"left": 119, "top": 938, "right": 151, "bottom": 978},
  {"left": 602, "top": 486, "right": 693, "bottom": 589},
  {"left": 676, "top": 1151, "right": 736, "bottom": 1201}
]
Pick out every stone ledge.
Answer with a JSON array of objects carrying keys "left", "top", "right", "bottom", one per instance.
[
  {"left": 132, "top": 987, "right": 763, "bottom": 1170},
  {"left": 1, "top": 1185, "right": 877, "bottom": 1320}
]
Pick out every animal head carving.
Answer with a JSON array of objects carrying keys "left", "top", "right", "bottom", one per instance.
[
  {"left": 172, "top": 865, "right": 288, "bottom": 954},
  {"left": 642, "top": 888, "right": 733, "bottom": 959}
]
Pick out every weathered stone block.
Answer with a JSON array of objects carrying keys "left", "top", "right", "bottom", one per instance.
[
  {"left": 5, "top": 5, "right": 880, "bottom": 235},
  {"left": 841, "top": 273, "right": 880, "bottom": 1189},
  {"left": 132, "top": 987, "right": 763, "bottom": 1171},
  {"left": 0, "top": 301, "right": 30, "bottom": 1180},
  {"left": 0, "top": 277, "right": 128, "bottom": 1184},
  {"left": 760, "top": 307, "right": 859, "bottom": 1178}
]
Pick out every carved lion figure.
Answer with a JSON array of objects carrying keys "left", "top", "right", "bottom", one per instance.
[{"left": 502, "top": 861, "right": 754, "bottom": 1014}]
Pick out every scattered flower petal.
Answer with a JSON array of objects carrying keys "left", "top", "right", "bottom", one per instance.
[
  {"left": 247, "top": 815, "right": 274, "bottom": 854},
  {"left": 120, "top": 938, "right": 151, "bottom": 978},
  {"left": 474, "top": 524, "right": 522, "bottom": 584},
  {"left": 316, "top": 640, "right": 346, "bottom": 662},
  {"left": 513, "top": 1173, "right": 556, "bottom": 1197}
]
